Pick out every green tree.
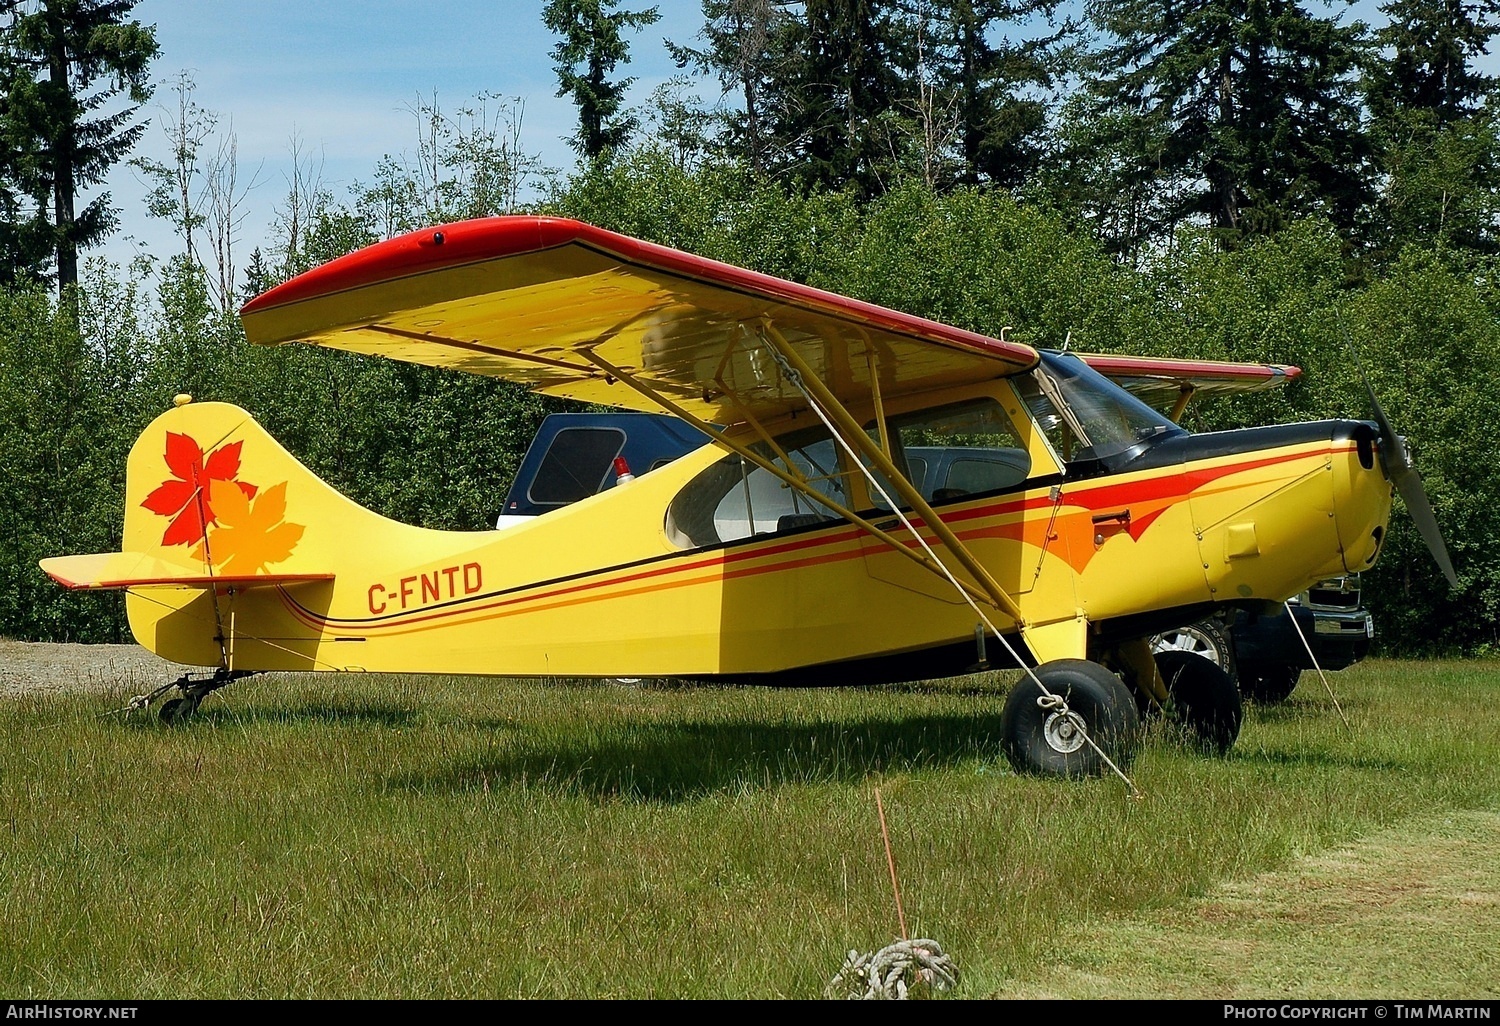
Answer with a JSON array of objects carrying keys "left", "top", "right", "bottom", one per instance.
[
  {"left": 129, "top": 70, "right": 212, "bottom": 261},
  {"left": 667, "top": 0, "right": 793, "bottom": 174},
  {"left": 672, "top": 1, "right": 1073, "bottom": 193},
  {"left": 0, "top": 269, "right": 152, "bottom": 641},
  {"left": 1083, "top": 0, "right": 1372, "bottom": 250},
  {"left": 1366, "top": 0, "right": 1499, "bottom": 124},
  {"left": 897, "top": 0, "right": 1073, "bottom": 190},
  {"left": 767, "top": 0, "right": 905, "bottom": 196},
  {"left": 0, "top": 0, "right": 157, "bottom": 298},
  {"left": 1365, "top": 0, "right": 1500, "bottom": 252},
  {"left": 813, "top": 181, "right": 1134, "bottom": 347},
  {"left": 0, "top": 62, "right": 53, "bottom": 282},
  {"left": 354, "top": 92, "right": 543, "bottom": 238},
  {"left": 543, "top": 0, "right": 662, "bottom": 159},
  {"left": 1344, "top": 246, "right": 1500, "bottom": 652}
]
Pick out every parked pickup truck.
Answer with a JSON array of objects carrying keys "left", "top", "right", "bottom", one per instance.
[
  {"left": 501, "top": 411, "right": 1373, "bottom": 701},
  {"left": 496, "top": 412, "right": 707, "bottom": 523},
  {"left": 1150, "top": 576, "right": 1373, "bottom": 703}
]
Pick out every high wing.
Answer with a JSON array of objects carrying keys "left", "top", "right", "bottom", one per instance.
[
  {"left": 240, "top": 216, "right": 1040, "bottom": 426},
  {"left": 1078, "top": 353, "right": 1301, "bottom": 420}
]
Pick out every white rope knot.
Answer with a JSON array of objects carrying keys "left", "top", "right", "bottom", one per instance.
[
  {"left": 826, "top": 938, "right": 958, "bottom": 1000},
  {"left": 1036, "top": 692, "right": 1069, "bottom": 713}
]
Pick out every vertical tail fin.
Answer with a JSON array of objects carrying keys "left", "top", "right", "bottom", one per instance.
[{"left": 42, "top": 399, "right": 350, "bottom": 589}]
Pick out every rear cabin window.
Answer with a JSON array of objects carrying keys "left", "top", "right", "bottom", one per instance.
[{"left": 527, "top": 427, "right": 626, "bottom": 506}]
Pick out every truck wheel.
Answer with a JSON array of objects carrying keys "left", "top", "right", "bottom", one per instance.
[
  {"left": 1240, "top": 663, "right": 1301, "bottom": 704},
  {"left": 1155, "top": 650, "right": 1243, "bottom": 756},
  {"left": 1150, "top": 618, "right": 1238, "bottom": 687},
  {"left": 1000, "top": 659, "right": 1141, "bottom": 779}
]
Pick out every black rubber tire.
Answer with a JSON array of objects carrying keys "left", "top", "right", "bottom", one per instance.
[
  {"left": 999, "top": 659, "right": 1141, "bottom": 778},
  {"left": 158, "top": 697, "right": 189, "bottom": 724},
  {"left": 1150, "top": 618, "right": 1238, "bottom": 687},
  {"left": 1240, "top": 662, "right": 1301, "bottom": 704},
  {"left": 1155, "top": 650, "right": 1243, "bottom": 755}
]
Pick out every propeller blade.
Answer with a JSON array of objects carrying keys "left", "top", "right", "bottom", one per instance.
[
  {"left": 1361, "top": 376, "right": 1460, "bottom": 589},
  {"left": 1391, "top": 460, "right": 1460, "bottom": 589}
]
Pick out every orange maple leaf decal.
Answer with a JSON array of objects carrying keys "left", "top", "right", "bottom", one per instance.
[
  {"left": 204, "top": 479, "right": 304, "bottom": 575},
  {"left": 140, "top": 433, "right": 257, "bottom": 547}
]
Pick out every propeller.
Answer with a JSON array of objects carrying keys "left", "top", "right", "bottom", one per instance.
[{"left": 1356, "top": 362, "right": 1460, "bottom": 589}]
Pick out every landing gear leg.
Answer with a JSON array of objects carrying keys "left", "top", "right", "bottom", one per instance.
[{"left": 133, "top": 668, "right": 258, "bottom": 724}]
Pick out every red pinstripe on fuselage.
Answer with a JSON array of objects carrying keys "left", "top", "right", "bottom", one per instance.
[{"left": 275, "top": 442, "right": 1340, "bottom": 639}]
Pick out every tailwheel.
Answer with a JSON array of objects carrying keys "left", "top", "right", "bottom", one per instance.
[
  {"left": 158, "top": 696, "right": 196, "bottom": 724},
  {"left": 152, "top": 669, "right": 257, "bottom": 725},
  {"left": 1154, "top": 650, "right": 1243, "bottom": 755},
  {"left": 999, "top": 659, "right": 1141, "bottom": 778}
]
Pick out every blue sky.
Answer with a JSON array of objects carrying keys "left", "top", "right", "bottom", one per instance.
[
  {"left": 98, "top": 0, "right": 707, "bottom": 269},
  {"left": 93, "top": 0, "right": 1468, "bottom": 276}
]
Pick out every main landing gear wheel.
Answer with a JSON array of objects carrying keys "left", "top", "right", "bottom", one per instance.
[
  {"left": 1239, "top": 662, "right": 1301, "bottom": 704},
  {"left": 999, "top": 659, "right": 1141, "bottom": 778},
  {"left": 1154, "top": 650, "right": 1243, "bottom": 755}
]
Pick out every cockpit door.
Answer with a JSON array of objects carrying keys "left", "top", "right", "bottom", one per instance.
[{"left": 859, "top": 385, "right": 1065, "bottom": 602}]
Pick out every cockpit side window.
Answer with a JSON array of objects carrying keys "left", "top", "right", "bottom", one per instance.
[
  {"left": 864, "top": 397, "right": 1031, "bottom": 509},
  {"left": 666, "top": 425, "right": 851, "bottom": 549}
]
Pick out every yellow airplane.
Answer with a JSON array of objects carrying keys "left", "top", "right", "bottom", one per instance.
[{"left": 40, "top": 216, "right": 1455, "bottom": 778}]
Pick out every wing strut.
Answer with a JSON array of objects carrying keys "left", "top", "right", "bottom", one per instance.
[
  {"left": 754, "top": 321, "right": 1028, "bottom": 627},
  {"left": 752, "top": 326, "right": 1141, "bottom": 791},
  {"left": 1168, "top": 384, "right": 1196, "bottom": 424},
  {"left": 576, "top": 349, "right": 1003, "bottom": 610}
]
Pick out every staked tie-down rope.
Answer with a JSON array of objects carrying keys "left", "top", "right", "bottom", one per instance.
[{"left": 825, "top": 939, "right": 959, "bottom": 1000}]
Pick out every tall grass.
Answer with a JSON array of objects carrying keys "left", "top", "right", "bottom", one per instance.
[{"left": 2, "top": 659, "right": 1498, "bottom": 998}]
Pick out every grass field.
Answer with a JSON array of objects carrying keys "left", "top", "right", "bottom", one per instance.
[{"left": 2, "top": 657, "right": 1498, "bottom": 999}]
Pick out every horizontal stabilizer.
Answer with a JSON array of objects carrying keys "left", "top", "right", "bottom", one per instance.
[{"left": 40, "top": 552, "right": 333, "bottom": 591}]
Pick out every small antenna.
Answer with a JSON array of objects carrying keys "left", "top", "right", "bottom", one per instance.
[{"left": 1061, "top": 330, "right": 1073, "bottom": 353}]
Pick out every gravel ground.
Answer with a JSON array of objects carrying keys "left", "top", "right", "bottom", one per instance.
[{"left": 0, "top": 640, "right": 198, "bottom": 698}]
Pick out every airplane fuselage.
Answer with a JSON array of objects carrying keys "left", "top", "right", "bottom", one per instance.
[{"left": 117, "top": 364, "right": 1392, "bottom": 682}]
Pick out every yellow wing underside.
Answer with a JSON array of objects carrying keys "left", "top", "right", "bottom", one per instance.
[{"left": 240, "top": 219, "right": 1040, "bottom": 426}]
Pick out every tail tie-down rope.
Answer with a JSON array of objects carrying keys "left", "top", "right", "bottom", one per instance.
[{"left": 825, "top": 939, "right": 959, "bottom": 1000}]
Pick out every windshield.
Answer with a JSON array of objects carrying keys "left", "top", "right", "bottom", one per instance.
[{"left": 1017, "top": 352, "right": 1185, "bottom": 465}]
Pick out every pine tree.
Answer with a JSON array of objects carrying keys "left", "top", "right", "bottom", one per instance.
[
  {"left": 671, "top": 1, "right": 1069, "bottom": 193},
  {"left": 0, "top": 1, "right": 157, "bottom": 298},
  {"left": 1365, "top": 0, "right": 1500, "bottom": 251},
  {"left": 667, "top": 0, "right": 794, "bottom": 175},
  {"left": 668, "top": 1, "right": 900, "bottom": 193},
  {"left": 0, "top": 72, "right": 53, "bottom": 283},
  {"left": 1367, "top": 0, "right": 1499, "bottom": 124},
  {"left": 1084, "top": 0, "right": 1371, "bottom": 249},
  {"left": 543, "top": 0, "right": 661, "bottom": 159},
  {"left": 905, "top": 0, "right": 1072, "bottom": 189}
]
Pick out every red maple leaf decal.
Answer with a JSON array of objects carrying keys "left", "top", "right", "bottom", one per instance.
[{"left": 140, "top": 433, "right": 258, "bottom": 547}]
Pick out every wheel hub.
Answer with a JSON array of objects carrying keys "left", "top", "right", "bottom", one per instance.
[{"left": 1042, "top": 709, "right": 1088, "bottom": 754}]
